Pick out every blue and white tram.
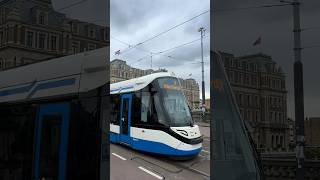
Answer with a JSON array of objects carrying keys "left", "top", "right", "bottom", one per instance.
[{"left": 110, "top": 72, "right": 203, "bottom": 157}]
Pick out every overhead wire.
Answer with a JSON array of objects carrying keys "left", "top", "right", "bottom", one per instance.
[
  {"left": 111, "top": 35, "right": 206, "bottom": 64},
  {"left": 116, "top": 9, "right": 209, "bottom": 56}
]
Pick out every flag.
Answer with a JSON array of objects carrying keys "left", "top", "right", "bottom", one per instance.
[
  {"left": 252, "top": 37, "right": 261, "bottom": 46},
  {"left": 115, "top": 50, "right": 120, "bottom": 55}
]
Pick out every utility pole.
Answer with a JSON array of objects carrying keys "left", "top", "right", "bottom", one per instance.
[
  {"left": 198, "top": 27, "right": 206, "bottom": 109},
  {"left": 150, "top": 52, "right": 153, "bottom": 68},
  {"left": 292, "top": 0, "right": 305, "bottom": 179}
]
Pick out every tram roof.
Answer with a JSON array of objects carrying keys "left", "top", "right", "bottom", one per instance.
[
  {"left": 111, "top": 72, "right": 175, "bottom": 94},
  {"left": 0, "top": 47, "right": 108, "bottom": 103}
]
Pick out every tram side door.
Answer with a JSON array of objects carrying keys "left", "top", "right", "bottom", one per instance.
[
  {"left": 120, "top": 94, "right": 132, "bottom": 145},
  {"left": 34, "top": 103, "right": 70, "bottom": 180}
]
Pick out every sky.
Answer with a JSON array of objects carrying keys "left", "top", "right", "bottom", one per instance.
[
  {"left": 212, "top": 0, "right": 320, "bottom": 118},
  {"left": 110, "top": 0, "right": 210, "bottom": 99}
]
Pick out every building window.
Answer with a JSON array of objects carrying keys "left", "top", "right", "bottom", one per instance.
[
  {"left": 88, "top": 43, "right": 96, "bottom": 51},
  {"left": 26, "top": 31, "right": 34, "bottom": 48},
  {"left": 103, "top": 28, "right": 108, "bottom": 41},
  {"left": 38, "top": 33, "right": 47, "bottom": 49},
  {"left": 0, "top": 8, "right": 6, "bottom": 24},
  {"left": 0, "top": 31, "right": 3, "bottom": 45},
  {"left": 72, "top": 41, "right": 80, "bottom": 54},
  {"left": 88, "top": 27, "right": 96, "bottom": 38},
  {"left": 0, "top": 58, "right": 4, "bottom": 69},
  {"left": 72, "top": 23, "right": 79, "bottom": 34},
  {"left": 50, "top": 35, "right": 58, "bottom": 51},
  {"left": 229, "top": 71, "right": 234, "bottom": 82},
  {"left": 38, "top": 12, "right": 47, "bottom": 25},
  {"left": 239, "top": 93, "right": 243, "bottom": 106}
]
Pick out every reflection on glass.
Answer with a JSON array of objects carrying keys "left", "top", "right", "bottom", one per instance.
[{"left": 212, "top": 52, "right": 262, "bottom": 180}]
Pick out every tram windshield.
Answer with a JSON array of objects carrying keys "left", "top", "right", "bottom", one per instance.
[{"left": 155, "top": 77, "right": 193, "bottom": 127}]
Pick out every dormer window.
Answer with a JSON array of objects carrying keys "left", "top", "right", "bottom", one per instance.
[{"left": 38, "top": 12, "right": 47, "bottom": 25}]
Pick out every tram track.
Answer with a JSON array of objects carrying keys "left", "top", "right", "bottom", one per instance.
[
  {"left": 130, "top": 151, "right": 210, "bottom": 179},
  {"left": 111, "top": 136, "right": 211, "bottom": 180}
]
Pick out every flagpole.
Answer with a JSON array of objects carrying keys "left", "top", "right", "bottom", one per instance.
[{"left": 252, "top": 36, "right": 262, "bottom": 54}]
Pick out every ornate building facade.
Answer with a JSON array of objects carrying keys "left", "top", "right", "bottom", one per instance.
[
  {"left": 221, "top": 52, "right": 288, "bottom": 152},
  {"left": 0, "top": 0, "right": 109, "bottom": 70},
  {"left": 110, "top": 59, "right": 200, "bottom": 110}
]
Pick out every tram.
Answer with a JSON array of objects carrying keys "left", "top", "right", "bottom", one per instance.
[
  {"left": 0, "top": 48, "right": 109, "bottom": 180},
  {"left": 110, "top": 72, "right": 203, "bottom": 157}
]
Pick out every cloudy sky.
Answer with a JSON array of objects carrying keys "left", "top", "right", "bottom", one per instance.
[
  {"left": 213, "top": 0, "right": 320, "bottom": 118},
  {"left": 110, "top": 0, "right": 210, "bottom": 98}
]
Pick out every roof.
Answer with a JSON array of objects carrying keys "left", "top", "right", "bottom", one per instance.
[
  {"left": 0, "top": 47, "right": 108, "bottom": 103},
  {"left": 110, "top": 72, "right": 174, "bottom": 94}
]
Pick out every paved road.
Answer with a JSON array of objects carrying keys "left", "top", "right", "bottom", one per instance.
[{"left": 110, "top": 124, "right": 210, "bottom": 180}]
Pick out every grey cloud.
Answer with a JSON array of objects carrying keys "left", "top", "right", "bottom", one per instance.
[{"left": 214, "top": 0, "right": 320, "bottom": 117}]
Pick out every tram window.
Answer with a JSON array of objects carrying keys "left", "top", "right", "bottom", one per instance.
[
  {"left": 141, "top": 92, "right": 151, "bottom": 123},
  {"left": 110, "top": 94, "right": 120, "bottom": 125},
  {"left": 154, "top": 93, "right": 169, "bottom": 126},
  {"left": 0, "top": 105, "right": 36, "bottom": 179},
  {"left": 131, "top": 92, "right": 141, "bottom": 126}
]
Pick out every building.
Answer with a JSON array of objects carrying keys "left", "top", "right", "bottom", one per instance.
[
  {"left": 305, "top": 117, "right": 320, "bottom": 146},
  {"left": 0, "top": 0, "right": 109, "bottom": 70},
  {"left": 204, "top": 99, "right": 210, "bottom": 110},
  {"left": 221, "top": 52, "right": 288, "bottom": 152},
  {"left": 287, "top": 118, "right": 295, "bottom": 150},
  {"left": 110, "top": 59, "right": 200, "bottom": 109}
]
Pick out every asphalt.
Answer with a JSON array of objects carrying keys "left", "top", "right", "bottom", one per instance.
[{"left": 110, "top": 124, "right": 211, "bottom": 180}]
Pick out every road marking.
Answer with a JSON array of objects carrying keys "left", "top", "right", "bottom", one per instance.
[
  {"left": 112, "top": 153, "right": 127, "bottom": 160},
  {"left": 138, "top": 166, "right": 164, "bottom": 180},
  {"left": 201, "top": 149, "right": 210, "bottom": 154}
]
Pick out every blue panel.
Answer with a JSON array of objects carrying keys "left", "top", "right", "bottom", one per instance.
[
  {"left": 110, "top": 132, "right": 120, "bottom": 143},
  {"left": 0, "top": 81, "right": 35, "bottom": 96},
  {"left": 110, "top": 131, "right": 202, "bottom": 156},
  {"left": 27, "top": 78, "right": 76, "bottom": 98},
  {"left": 0, "top": 78, "right": 75, "bottom": 97},
  {"left": 34, "top": 103, "right": 70, "bottom": 180},
  {"left": 119, "top": 94, "right": 132, "bottom": 145},
  {"left": 110, "top": 85, "right": 134, "bottom": 93},
  {"left": 131, "top": 138, "right": 202, "bottom": 156}
]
